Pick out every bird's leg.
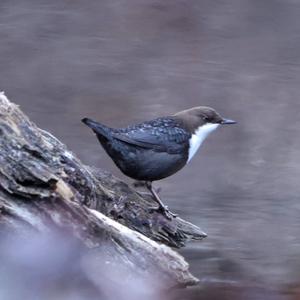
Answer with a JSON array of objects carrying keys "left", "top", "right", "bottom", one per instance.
[
  {"left": 145, "top": 181, "right": 177, "bottom": 219},
  {"left": 133, "top": 181, "right": 152, "bottom": 197},
  {"left": 132, "top": 181, "right": 162, "bottom": 194}
]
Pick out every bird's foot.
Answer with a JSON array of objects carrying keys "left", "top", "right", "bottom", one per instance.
[{"left": 149, "top": 205, "right": 177, "bottom": 219}]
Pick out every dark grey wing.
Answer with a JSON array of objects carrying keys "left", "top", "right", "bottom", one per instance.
[{"left": 112, "top": 117, "right": 190, "bottom": 154}]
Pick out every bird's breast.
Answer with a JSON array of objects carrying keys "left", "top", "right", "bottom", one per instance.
[{"left": 187, "top": 123, "right": 219, "bottom": 162}]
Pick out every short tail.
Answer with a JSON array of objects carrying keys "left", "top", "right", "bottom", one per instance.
[{"left": 81, "top": 117, "right": 111, "bottom": 138}]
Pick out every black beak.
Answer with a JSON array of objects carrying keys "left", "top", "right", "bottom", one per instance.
[{"left": 221, "top": 118, "right": 236, "bottom": 125}]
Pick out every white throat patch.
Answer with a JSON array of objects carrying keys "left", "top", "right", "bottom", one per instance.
[{"left": 187, "top": 123, "right": 219, "bottom": 163}]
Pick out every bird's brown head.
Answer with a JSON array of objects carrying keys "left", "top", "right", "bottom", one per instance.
[{"left": 173, "top": 106, "right": 236, "bottom": 133}]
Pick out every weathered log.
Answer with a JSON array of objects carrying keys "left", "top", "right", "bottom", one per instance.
[{"left": 0, "top": 92, "right": 206, "bottom": 291}]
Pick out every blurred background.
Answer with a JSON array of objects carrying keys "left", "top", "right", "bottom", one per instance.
[{"left": 1, "top": 0, "right": 300, "bottom": 299}]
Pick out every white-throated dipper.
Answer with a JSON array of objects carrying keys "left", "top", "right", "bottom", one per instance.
[{"left": 82, "top": 106, "right": 236, "bottom": 219}]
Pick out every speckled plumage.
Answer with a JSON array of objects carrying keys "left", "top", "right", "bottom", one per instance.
[
  {"left": 115, "top": 117, "right": 191, "bottom": 153},
  {"left": 82, "top": 117, "right": 190, "bottom": 181}
]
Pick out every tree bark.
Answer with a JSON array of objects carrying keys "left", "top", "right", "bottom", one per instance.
[{"left": 0, "top": 92, "right": 206, "bottom": 290}]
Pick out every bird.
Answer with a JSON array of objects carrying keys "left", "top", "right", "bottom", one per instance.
[{"left": 82, "top": 106, "right": 236, "bottom": 219}]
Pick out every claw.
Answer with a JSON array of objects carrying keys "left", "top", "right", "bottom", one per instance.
[
  {"left": 148, "top": 204, "right": 177, "bottom": 219},
  {"left": 135, "top": 181, "right": 176, "bottom": 220}
]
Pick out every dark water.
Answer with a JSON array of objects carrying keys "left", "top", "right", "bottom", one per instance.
[{"left": 1, "top": 1, "right": 300, "bottom": 299}]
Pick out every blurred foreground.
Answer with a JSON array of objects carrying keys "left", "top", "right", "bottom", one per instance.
[
  {"left": 1, "top": 229, "right": 299, "bottom": 300},
  {"left": 0, "top": 230, "right": 165, "bottom": 300}
]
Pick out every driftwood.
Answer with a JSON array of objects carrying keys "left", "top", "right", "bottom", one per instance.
[{"left": 0, "top": 92, "right": 206, "bottom": 293}]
